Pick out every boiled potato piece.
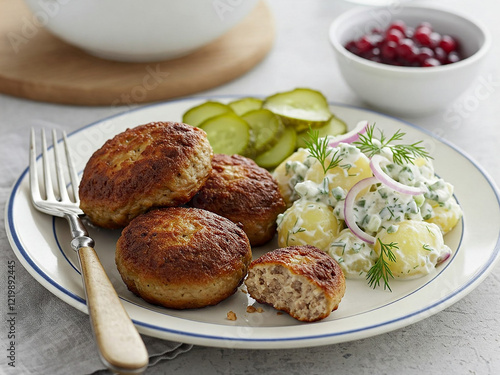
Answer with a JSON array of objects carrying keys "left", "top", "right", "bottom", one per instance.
[
  {"left": 305, "top": 151, "right": 372, "bottom": 193},
  {"left": 425, "top": 197, "right": 462, "bottom": 234},
  {"left": 273, "top": 148, "right": 310, "bottom": 206},
  {"left": 277, "top": 200, "right": 342, "bottom": 252},
  {"left": 375, "top": 220, "right": 450, "bottom": 279}
]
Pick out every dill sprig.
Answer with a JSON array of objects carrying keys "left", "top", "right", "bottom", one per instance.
[
  {"left": 353, "top": 124, "right": 432, "bottom": 165},
  {"left": 366, "top": 239, "right": 398, "bottom": 291},
  {"left": 304, "top": 128, "right": 343, "bottom": 174}
]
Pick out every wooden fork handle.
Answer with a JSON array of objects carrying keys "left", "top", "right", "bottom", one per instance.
[{"left": 78, "top": 246, "right": 148, "bottom": 374}]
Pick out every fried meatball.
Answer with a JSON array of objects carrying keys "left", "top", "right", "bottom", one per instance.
[
  {"left": 115, "top": 207, "right": 252, "bottom": 309},
  {"left": 245, "top": 245, "right": 345, "bottom": 322},
  {"left": 79, "top": 122, "right": 212, "bottom": 228},
  {"left": 190, "top": 154, "right": 286, "bottom": 246}
]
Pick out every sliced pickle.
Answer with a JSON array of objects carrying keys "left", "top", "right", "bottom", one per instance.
[
  {"left": 199, "top": 113, "right": 253, "bottom": 155},
  {"left": 228, "top": 97, "right": 263, "bottom": 116},
  {"left": 182, "top": 101, "right": 233, "bottom": 127},
  {"left": 296, "top": 116, "right": 348, "bottom": 148},
  {"left": 254, "top": 126, "right": 297, "bottom": 169},
  {"left": 241, "top": 109, "right": 285, "bottom": 156},
  {"left": 262, "top": 88, "right": 333, "bottom": 132}
]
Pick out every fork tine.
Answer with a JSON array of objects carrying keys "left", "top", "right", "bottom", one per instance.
[
  {"left": 41, "top": 129, "right": 56, "bottom": 201},
  {"left": 52, "top": 129, "right": 70, "bottom": 202},
  {"left": 29, "top": 128, "right": 42, "bottom": 203},
  {"left": 63, "top": 131, "right": 80, "bottom": 204}
]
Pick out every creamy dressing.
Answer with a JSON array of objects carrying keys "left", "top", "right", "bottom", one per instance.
[
  {"left": 284, "top": 157, "right": 312, "bottom": 202},
  {"left": 294, "top": 178, "right": 345, "bottom": 207},
  {"left": 328, "top": 228, "right": 378, "bottom": 279},
  {"left": 275, "top": 136, "right": 462, "bottom": 282},
  {"left": 353, "top": 186, "right": 422, "bottom": 234}
]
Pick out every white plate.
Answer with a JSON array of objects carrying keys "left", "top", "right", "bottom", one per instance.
[{"left": 6, "top": 98, "right": 500, "bottom": 349}]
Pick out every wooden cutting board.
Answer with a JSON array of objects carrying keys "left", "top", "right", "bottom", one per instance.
[{"left": 0, "top": 1, "right": 274, "bottom": 106}]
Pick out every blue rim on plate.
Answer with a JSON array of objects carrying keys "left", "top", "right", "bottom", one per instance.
[{"left": 5, "top": 98, "right": 500, "bottom": 348}]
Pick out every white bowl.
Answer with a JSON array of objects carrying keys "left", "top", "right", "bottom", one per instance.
[
  {"left": 329, "top": 4, "right": 491, "bottom": 116},
  {"left": 23, "top": 0, "right": 259, "bottom": 62}
]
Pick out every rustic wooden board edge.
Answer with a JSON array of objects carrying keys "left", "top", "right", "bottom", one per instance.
[{"left": 0, "top": 1, "right": 274, "bottom": 106}]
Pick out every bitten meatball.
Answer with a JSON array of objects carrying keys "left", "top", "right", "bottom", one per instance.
[
  {"left": 190, "top": 154, "right": 286, "bottom": 246},
  {"left": 79, "top": 122, "right": 212, "bottom": 228},
  {"left": 245, "top": 245, "right": 346, "bottom": 322},
  {"left": 115, "top": 207, "right": 252, "bottom": 309}
]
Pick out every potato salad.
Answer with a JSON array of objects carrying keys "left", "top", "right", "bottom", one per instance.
[{"left": 274, "top": 122, "right": 462, "bottom": 290}]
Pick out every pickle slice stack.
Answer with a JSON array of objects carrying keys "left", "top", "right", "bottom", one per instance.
[
  {"left": 241, "top": 109, "right": 284, "bottom": 156},
  {"left": 181, "top": 89, "right": 347, "bottom": 169},
  {"left": 254, "top": 127, "right": 297, "bottom": 169},
  {"left": 182, "top": 101, "right": 233, "bottom": 127},
  {"left": 228, "top": 97, "right": 263, "bottom": 116},
  {"left": 262, "top": 88, "right": 333, "bottom": 132},
  {"left": 199, "top": 113, "right": 253, "bottom": 156}
]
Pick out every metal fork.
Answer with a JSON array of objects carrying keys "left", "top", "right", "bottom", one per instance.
[{"left": 30, "top": 129, "right": 148, "bottom": 374}]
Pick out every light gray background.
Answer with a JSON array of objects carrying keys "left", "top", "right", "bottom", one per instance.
[{"left": 1, "top": 0, "right": 499, "bottom": 374}]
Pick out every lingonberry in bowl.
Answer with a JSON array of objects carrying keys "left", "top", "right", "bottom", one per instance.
[
  {"left": 345, "top": 20, "right": 463, "bottom": 67},
  {"left": 329, "top": 5, "right": 491, "bottom": 116}
]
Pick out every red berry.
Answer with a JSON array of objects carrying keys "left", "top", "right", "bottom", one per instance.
[
  {"left": 397, "top": 39, "right": 417, "bottom": 62},
  {"left": 417, "top": 47, "right": 434, "bottom": 64},
  {"left": 439, "top": 35, "right": 457, "bottom": 54},
  {"left": 388, "top": 20, "right": 406, "bottom": 34},
  {"left": 345, "top": 40, "right": 358, "bottom": 54},
  {"left": 434, "top": 47, "right": 447, "bottom": 63},
  {"left": 414, "top": 26, "right": 432, "bottom": 46},
  {"left": 386, "top": 29, "right": 404, "bottom": 43},
  {"left": 355, "top": 36, "right": 373, "bottom": 54},
  {"left": 343, "top": 19, "right": 461, "bottom": 67},
  {"left": 429, "top": 32, "right": 441, "bottom": 48},
  {"left": 361, "top": 47, "right": 381, "bottom": 61},
  {"left": 447, "top": 51, "right": 461, "bottom": 64},
  {"left": 381, "top": 41, "right": 398, "bottom": 60},
  {"left": 404, "top": 27, "right": 415, "bottom": 39}
]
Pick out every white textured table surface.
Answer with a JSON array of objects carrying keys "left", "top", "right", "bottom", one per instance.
[{"left": 1, "top": 0, "right": 499, "bottom": 374}]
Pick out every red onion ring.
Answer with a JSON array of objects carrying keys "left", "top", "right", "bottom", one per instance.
[
  {"left": 370, "top": 155, "right": 427, "bottom": 196},
  {"left": 437, "top": 248, "right": 451, "bottom": 265},
  {"left": 329, "top": 120, "right": 369, "bottom": 148},
  {"left": 344, "top": 176, "right": 379, "bottom": 245}
]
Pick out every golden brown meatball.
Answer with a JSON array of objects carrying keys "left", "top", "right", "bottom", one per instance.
[
  {"left": 190, "top": 154, "right": 286, "bottom": 246},
  {"left": 115, "top": 207, "right": 252, "bottom": 309},
  {"left": 245, "top": 245, "right": 346, "bottom": 322},
  {"left": 79, "top": 122, "right": 212, "bottom": 228}
]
